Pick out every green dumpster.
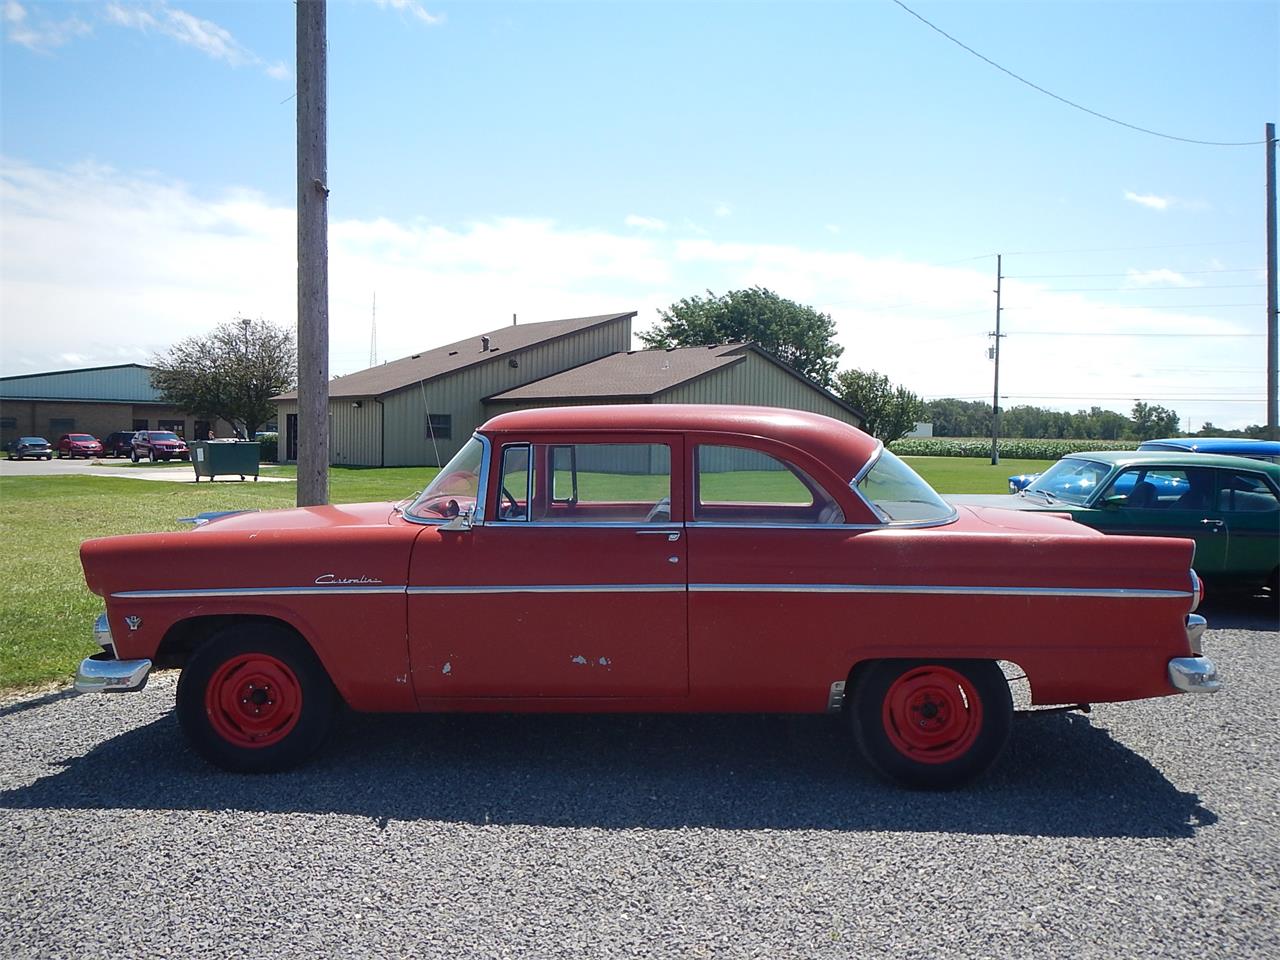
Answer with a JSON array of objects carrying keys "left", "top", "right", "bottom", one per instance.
[{"left": 191, "top": 441, "right": 260, "bottom": 482}]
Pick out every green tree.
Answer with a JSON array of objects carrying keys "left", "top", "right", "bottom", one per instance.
[
  {"left": 834, "top": 369, "right": 926, "bottom": 443},
  {"left": 150, "top": 318, "right": 296, "bottom": 438},
  {"left": 1130, "top": 401, "right": 1180, "bottom": 441},
  {"left": 926, "top": 398, "right": 991, "bottom": 437},
  {"left": 640, "top": 286, "right": 843, "bottom": 386}
]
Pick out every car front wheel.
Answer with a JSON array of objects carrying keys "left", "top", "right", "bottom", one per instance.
[
  {"left": 849, "top": 659, "right": 1012, "bottom": 790},
  {"left": 177, "top": 625, "right": 336, "bottom": 773}
]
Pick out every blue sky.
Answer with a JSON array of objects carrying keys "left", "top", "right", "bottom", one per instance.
[{"left": 2, "top": 0, "right": 1276, "bottom": 429}]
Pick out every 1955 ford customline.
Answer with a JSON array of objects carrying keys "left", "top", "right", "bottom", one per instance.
[{"left": 75, "top": 405, "right": 1218, "bottom": 788}]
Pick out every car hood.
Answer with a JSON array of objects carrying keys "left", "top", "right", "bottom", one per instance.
[{"left": 192, "top": 501, "right": 402, "bottom": 532}]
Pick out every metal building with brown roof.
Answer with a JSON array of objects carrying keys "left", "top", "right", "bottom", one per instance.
[{"left": 273, "top": 314, "right": 863, "bottom": 467}]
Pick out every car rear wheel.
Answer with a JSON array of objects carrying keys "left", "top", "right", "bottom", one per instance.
[
  {"left": 849, "top": 659, "right": 1012, "bottom": 790},
  {"left": 177, "top": 625, "right": 336, "bottom": 773}
]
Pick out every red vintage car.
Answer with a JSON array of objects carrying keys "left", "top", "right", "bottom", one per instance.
[{"left": 75, "top": 406, "right": 1218, "bottom": 788}]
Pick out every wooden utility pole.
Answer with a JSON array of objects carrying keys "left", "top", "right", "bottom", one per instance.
[
  {"left": 990, "top": 254, "right": 1004, "bottom": 465},
  {"left": 296, "top": 0, "right": 329, "bottom": 505},
  {"left": 1266, "top": 122, "right": 1277, "bottom": 441}
]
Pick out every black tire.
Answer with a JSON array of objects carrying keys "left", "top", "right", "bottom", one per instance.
[
  {"left": 177, "top": 624, "right": 336, "bottom": 773},
  {"left": 849, "top": 659, "right": 1012, "bottom": 790},
  {"left": 131, "top": 449, "right": 139, "bottom": 463}
]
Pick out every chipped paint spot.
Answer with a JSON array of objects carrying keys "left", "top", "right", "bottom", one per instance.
[
  {"left": 442, "top": 662, "right": 452, "bottom": 675},
  {"left": 395, "top": 674, "right": 409, "bottom": 684},
  {"left": 598, "top": 657, "right": 610, "bottom": 666},
  {"left": 570, "top": 655, "right": 588, "bottom": 665}
]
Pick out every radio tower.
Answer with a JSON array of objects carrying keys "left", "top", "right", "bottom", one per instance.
[{"left": 369, "top": 291, "right": 377, "bottom": 367}]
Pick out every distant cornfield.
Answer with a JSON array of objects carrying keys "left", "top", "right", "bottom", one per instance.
[{"left": 889, "top": 437, "right": 1136, "bottom": 460}]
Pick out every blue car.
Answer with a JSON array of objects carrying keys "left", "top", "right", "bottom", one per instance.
[{"left": 1008, "top": 438, "right": 1280, "bottom": 493}]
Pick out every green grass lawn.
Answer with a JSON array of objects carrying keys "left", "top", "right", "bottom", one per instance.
[{"left": 0, "top": 455, "right": 1049, "bottom": 691}]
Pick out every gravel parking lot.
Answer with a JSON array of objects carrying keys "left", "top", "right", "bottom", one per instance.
[{"left": 1, "top": 599, "right": 1276, "bottom": 960}]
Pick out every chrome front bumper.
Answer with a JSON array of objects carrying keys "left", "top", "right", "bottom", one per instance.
[
  {"left": 75, "top": 653, "right": 152, "bottom": 693},
  {"left": 76, "top": 612, "right": 150, "bottom": 693}
]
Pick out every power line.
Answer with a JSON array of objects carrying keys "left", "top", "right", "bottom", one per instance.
[
  {"left": 1009, "top": 330, "right": 1263, "bottom": 337},
  {"left": 890, "top": 0, "right": 1269, "bottom": 147},
  {"left": 1005, "top": 304, "right": 1264, "bottom": 311},
  {"left": 1006, "top": 268, "right": 1263, "bottom": 279},
  {"left": 1024, "top": 284, "right": 1264, "bottom": 293}
]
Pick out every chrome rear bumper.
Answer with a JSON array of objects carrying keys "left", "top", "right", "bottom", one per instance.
[
  {"left": 75, "top": 653, "right": 152, "bottom": 693},
  {"left": 1168, "top": 656, "right": 1220, "bottom": 694}
]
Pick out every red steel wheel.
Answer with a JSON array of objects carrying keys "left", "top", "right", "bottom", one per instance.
[
  {"left": 178, "top": 624, "right": 335, "bottom": 773},
  {"left": 880, "top": 665, "right": 984, "bottom": 765},
  {"left": 205, "top": 653, "right": 302, "bottom": 749},
  {"left": 849, "top": 659, "right": 1012, "bottom": 790}
]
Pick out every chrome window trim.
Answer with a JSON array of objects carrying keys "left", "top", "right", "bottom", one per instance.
[
  {"left": 494, "top": 442, "right": 533, "bottom": 523},
  {"left": 111, "top": 586, "right": 407, "bottom": 599},
  {"left": 849, "top": 443, "right": 959, "bottom": 526},
  {"left": 481, "top": 521, "right": 683, "bottom": 530},
  {"left": 402, "top": 433, "right": 493, "bottom": 527},
  {"left": 408, "top": 584, "right": 685, "bottom": 595},
  {"left": 689, "top": 583, "right": 1193, "bottom": 599},
  {"left": 683, "top": 518, "right": 954, "bottom": 531}
]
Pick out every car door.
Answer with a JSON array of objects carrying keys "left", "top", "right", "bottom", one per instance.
[
  {"left": 407, "top": 434, "right": 688, "bottom": 701},
  {"left": 1215, "top": 467, "right": 1280, "bottom": 583},
  {"left": 1085, "top": 466, "right": 1228, "bottom": 574}
]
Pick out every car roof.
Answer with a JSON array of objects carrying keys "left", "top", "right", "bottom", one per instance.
[
  {"left": 479, "top": 404, "right": 879, "bottom": 477},
  {"left": 1063, "top": 449, "right": 1280, "bottom": 476},
  {"left": 1139, "top": 437, "right": 1280, "bottom": 456}
]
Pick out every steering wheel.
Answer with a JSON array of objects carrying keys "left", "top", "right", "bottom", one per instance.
[
  {"left": 644, "top": 497, "right": 671, "bottom": 523},
  {"left": 501, "top": 485, "right": 521, "bottom": 519}
]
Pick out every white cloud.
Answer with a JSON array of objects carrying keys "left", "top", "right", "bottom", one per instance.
[
  {"left": 3, "top": 0, "right": 91, "bottom": 52},
  {"left": 373, "top": 0, "right": 444, "bottom": 27},
  {"left": 1125, "top": 268, "right": 1201, "bottom": 288},
  {"left": 0, "top": 158, "right": 1265, "bottom": 429},
  {"left": 104, "top": 2, "right": 285, "bottom": 79},
  {"left": 713, "top": 202, "right": 733, "bottom": 218},
  {"left": 1124, "top": 190, "right": 1172, "bottom": 211},
  {"left": 624, "top": 214, "right": 667, "bottom": 232}
]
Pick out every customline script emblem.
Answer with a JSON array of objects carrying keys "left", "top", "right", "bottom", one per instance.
[{"left": 314, "top": 574, "right": 385, "bottom": 586}]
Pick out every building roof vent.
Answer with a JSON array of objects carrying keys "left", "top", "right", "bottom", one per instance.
[{"left": 481, "top": 335, "right": 491, "bottom": 352}]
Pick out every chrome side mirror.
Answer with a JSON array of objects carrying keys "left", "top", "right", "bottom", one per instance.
[{"left": 440, "top": 506, "right": 474, "bottom": 532}]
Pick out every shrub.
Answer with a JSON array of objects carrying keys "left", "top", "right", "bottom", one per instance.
[
  {"left": 889, "top": 437, "right": 1136, "bottom": 460},
  {"left": 256, "top": 432, "right": 279, "bottom": 463}
]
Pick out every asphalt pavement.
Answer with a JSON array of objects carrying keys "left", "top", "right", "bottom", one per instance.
[
  {"left": 0, "top": 456, "right": 293, "bottom": 483},
  {"left": 1, "top": 598, "right": 1276, "bottom": 959}
]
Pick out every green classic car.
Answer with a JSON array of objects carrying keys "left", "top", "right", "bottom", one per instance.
[{"left": 955, "top": 451, "right": 1280, "bottom": 593}]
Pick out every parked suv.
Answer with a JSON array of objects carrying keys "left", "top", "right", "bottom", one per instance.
[
  {"left": 103, "top": 431, "right": 137, "bottom": 458},
  {"left": 131, "top": 430, "right": 190, "bottom": 462},
  {"left": 54, "top": 433, "right": 104, "bottom": 459},
  {"left": 6, "top": 437, "right": 53, "bottom": 460}
]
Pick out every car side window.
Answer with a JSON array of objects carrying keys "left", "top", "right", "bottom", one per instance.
[
  {"left": 1104, "top": 467, "right": 1214, "bottom": 510},
  {"left": 694, "top": 444, "right": 844, "bottom": 525},
  {"left": 1218, "top": 471, "right": 1280, "bottom": 513},
  {"left": 531, "top": 443, "right": 672, "bottom": 524}
]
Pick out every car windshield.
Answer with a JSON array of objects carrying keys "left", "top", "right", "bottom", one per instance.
[
  {"left": 21, "top": 438, "right": 46, "bottom": 444},
  {"left": 406, "top": 437, "right": 484, "bottom": 520},
  {"left": 1024, "top": 457, "right": 1112, "bottom": 504},
  {"left": 70, "top": 434, "right": 94, "bottom": 441},
  {"left": 855, "top": 450, "right": 955, "bottom": 523},
  {"left": 149, "top": 432, "right": 180, "bottom": 442}
]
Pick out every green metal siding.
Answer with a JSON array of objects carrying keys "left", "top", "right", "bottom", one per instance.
[
  {"left": 657, "top": 353, "right": 862, "bottom": 427},
  {"left": 0, "top": 365, "right": 160, "bottom": 402}
]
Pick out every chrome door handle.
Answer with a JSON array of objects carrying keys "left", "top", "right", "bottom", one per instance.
[
  {"left": 1200, "top": 519, "right": 1224, "bottom": 529},
  {"left": 637, "top": 529, "right": 681, "bottom": 541}
]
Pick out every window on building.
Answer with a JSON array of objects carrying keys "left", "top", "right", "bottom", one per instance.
[
  {"left": 159, "top": 419, "right": 185, "bottom": 438},
  {"left": 425, "top": 414, "right": 452, "bottom": 441},
  {"left": 694, "top": 444, "right": 843, "bottom": 525},
  {"left": 49, "top": 417, "right": 75, "bottom": 434},
  {"left": 133, "top": 419, "right": 149, "bottom": 430},
  {"left": 195, "top": 420, "right": 213, "bottom": 440},
  {"left": 0, "top": 417, "right": 16, "bottom": 447}
]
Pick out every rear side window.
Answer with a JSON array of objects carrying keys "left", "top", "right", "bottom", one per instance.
[
  {"left": 695, "top": 445, "right": 843, "bottom": 524},
  {"left": 1218, "top": 471, "right": 1279, "bottom": 513}
]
